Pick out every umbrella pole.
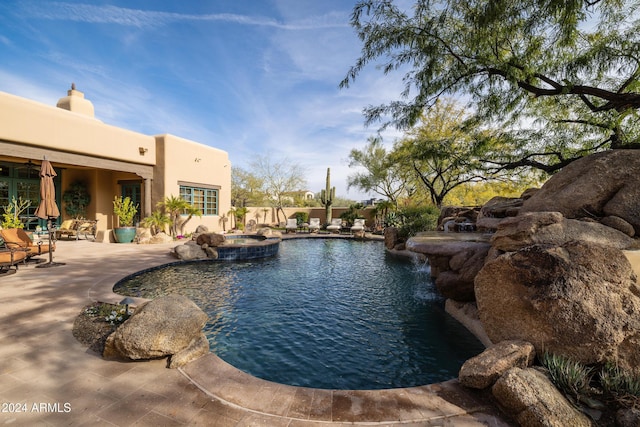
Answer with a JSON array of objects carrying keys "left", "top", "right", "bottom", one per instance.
[
  {"left": 48, "top": 220, "right": 53, "bottom": 264},
  {"left": 36, "top": 218, "right": 65, "bottom": 268}
]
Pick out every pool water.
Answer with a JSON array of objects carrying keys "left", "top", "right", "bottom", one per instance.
[{"left": 115, "top": 239, "right": 484, "bottom": 390}]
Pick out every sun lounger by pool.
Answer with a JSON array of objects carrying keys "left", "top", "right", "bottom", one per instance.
[
  {"left": 308, "top": 218, "right": 320, "bottom": 233},
  {"left": 285, "top": 218, "right": 298, "bottom": 233},
  {"left": 350, "top": 218, "right": 365, "bottom": 235},
  {"left": 326, "top": 218, "right": 342, "bottom": 233}
]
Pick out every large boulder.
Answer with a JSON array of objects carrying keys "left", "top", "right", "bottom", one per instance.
[
  {"left": 601, "top": 215, "right": 636, "bottom": 237},
  {"left": 475, "top": 240, "right": 640, "bottom": 372},
  {"left": 459, "top": 340, "right": 535, "bottom": 389},
  {"left": 173, "top": 242, "right": 207, "bottom": 260},
  {"left": 406, "top": 238, "right": 491, "bottom": 301},
  {"left": 521, "top": 149, "right": 640, "bottom": 235},
  {"left": 194, "top": 225, "right": 209, "bottom": 234},
  {"left": 104, "top": 295, "right": 209, "bottom": 368},
  {"left": 135, "top": 227, "right": 153, "bottom": 244},
  {"left": 196, "top": 232, "right": 226, "bottom": 247},
  {"left": 480, "top": 196, "right": 523, "bottom": 218},
  {"left": 137, "top": 229, "right": 174, "bottom": 244},
  {"left": 491, "top": 211, "right": 636, "bottom": 252},
  {"left": 149, "top": 232, "right": 174, "bottom": 244},
  {"left": 256, "top": 227, "right": 282, "bottom": 238},
  {"left": 475, "top": 196, "right": 524, "bottom": 232},
  {"left": 492, "top": 367, "right": 592, "bottom": 427},
  {"left": 384, "top": 227, "right": 401, "bottom": 250}
]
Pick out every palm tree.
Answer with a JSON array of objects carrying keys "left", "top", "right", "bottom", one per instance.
[
  {"left": 179, "top": 204, "right": 202, "bottom": 236},
  {"left": 158, "top": 195, "right": 190, "bottom": 237},
  {"left": 234, "top": 207, "right": 248, "bottom": 230},
  {"left": 227, "top": 207, "right": 236, "bottom": 230},
  {"left": 141, "top": 210, "right": 171, "bottom": 235}
]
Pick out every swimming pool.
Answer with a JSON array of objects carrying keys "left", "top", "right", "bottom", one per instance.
[{"left": 115, "top": 238, "right": 484, "bottom": 390}]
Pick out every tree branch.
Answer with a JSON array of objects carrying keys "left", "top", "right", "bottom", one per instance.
[{"left": 482, "top": 67, "right": 640, "bottom": 112}]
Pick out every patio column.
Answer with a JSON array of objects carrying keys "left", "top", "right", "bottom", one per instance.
[{"left": 144, "top": 178, "right": 152, "bottom": 217}]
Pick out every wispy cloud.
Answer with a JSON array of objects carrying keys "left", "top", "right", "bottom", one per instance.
[
  {"left": 19, "top": 1, "right": 348, "bottom": 30},
  {"left": 1, "top": 0, "right": 408, "bottom": 200}
]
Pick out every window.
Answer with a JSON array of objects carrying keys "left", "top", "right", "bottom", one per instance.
[
  {"left": 179, "top": 185, "right": 218, "bottom": 215},
  {"left": 0, "top": 162, "right": 59, "bottom": 230}
]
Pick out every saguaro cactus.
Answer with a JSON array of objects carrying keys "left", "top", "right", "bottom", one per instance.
[{"left": 320, "top": 167, "right": 336, "bottom": 224}]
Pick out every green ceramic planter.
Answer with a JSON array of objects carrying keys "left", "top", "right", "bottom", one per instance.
[{"left": 113, "top": 227, "right": 136, "bottom": 243}]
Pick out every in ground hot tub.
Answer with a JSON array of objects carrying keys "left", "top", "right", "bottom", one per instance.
[{"left": 216, "top": 234, "right": 280, "bottom": 260}]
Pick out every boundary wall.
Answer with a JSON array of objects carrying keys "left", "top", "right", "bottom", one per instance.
[{"left": 241, "top": 207, "right": 376, "bottom": 228}]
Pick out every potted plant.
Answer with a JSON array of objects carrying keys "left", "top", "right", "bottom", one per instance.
[
  {"left": 1, "top": 196, "right": 30, "bottom": 229},
  {"left": 112, "top": 196, "right": 138, "bottom": 243}
]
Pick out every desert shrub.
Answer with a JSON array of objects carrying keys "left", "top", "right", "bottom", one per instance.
[
  {"left": 293, "top": 211, "right": 309, "bottom": 224},
  {"left": 397, "top": 205, "right": 440, "bottom": 239},
  {"left": 339, "top": 203, "right": 365, "bottom": 227}
]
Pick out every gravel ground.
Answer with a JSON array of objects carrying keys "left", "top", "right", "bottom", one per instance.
[{"left": 71, "top": 303, "right": 119, "bottom": 354}]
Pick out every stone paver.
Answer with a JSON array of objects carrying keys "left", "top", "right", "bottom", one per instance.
[{"left": 0, "top": 238, "right": 514, "bottom": 426}]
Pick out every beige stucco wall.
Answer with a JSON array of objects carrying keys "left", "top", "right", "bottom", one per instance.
[
  {"left": 1, "top": 89, "right": 232, "bottom": 237},
  {"left": 58, "top": 165, "right": 142, "bottom": 229},
  {"left": 0, "top": 91, "right": 156, "bottom": 164},
  {"left": 155, "top": 134, "right": 231, "bottom": 233}
]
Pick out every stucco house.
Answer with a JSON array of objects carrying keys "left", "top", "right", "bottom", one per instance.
[{"left": 0, "top": 86, "right": 231, "bottom": 240}]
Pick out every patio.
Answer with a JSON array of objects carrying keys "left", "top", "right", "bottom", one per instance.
[{"left": 0, "top": 239, "right": 512, "bottom": 426}]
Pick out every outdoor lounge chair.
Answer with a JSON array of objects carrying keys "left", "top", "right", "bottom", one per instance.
[
  {"left": 0, "top": 228, "right": 54, "bottom": 259},
  {"left": 55, "top": 219, "right": 77, "bottom": 240},
  {"left": 308, "top": 218, "right": 321, "bottom": 233},
  {"left": 285, "top": 218, "right": 298, "bottom": 233},
  {"left": 0, "top": 246, "right": 27, "bottom": 272},
  {"left": 56, "top": 219, "right": 98, "bottom": 241},
  {"left": 350, "top": 218, "right": 365, "bottom": 235},
  {"left": 326, "top": 218, "right": 342, "bottom": 233}
]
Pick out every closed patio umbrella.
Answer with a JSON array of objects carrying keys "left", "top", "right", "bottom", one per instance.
[{"left": 34, "top": 159, "right": 64, "bottom": 267}]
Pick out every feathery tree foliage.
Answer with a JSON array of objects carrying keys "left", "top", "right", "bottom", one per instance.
[
  {"left": 390, "top": 100, "right": 505, "bottom": 207},
  {"left": 347, "top": 136, "right": 411, "bottom": 207},
  {"left": 341, "top": 0, "right": 640, "bottom": 172}
]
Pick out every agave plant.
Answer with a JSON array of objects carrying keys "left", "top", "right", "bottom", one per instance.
[{"left": 541, "top": 352, "right": 593, "bottom": 402}]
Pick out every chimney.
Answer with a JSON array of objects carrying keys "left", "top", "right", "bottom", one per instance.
[{"left": 56, "top": 83, "right": 95, "bottom": 117}]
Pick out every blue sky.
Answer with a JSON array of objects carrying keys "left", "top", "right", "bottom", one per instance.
[{"left": 0, "top": 0, "right": 406, "bottom": 201}]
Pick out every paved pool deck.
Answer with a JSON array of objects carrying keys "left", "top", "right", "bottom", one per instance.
[{"left": 0, "top": 236, "right": 514, "bottom": 426}]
